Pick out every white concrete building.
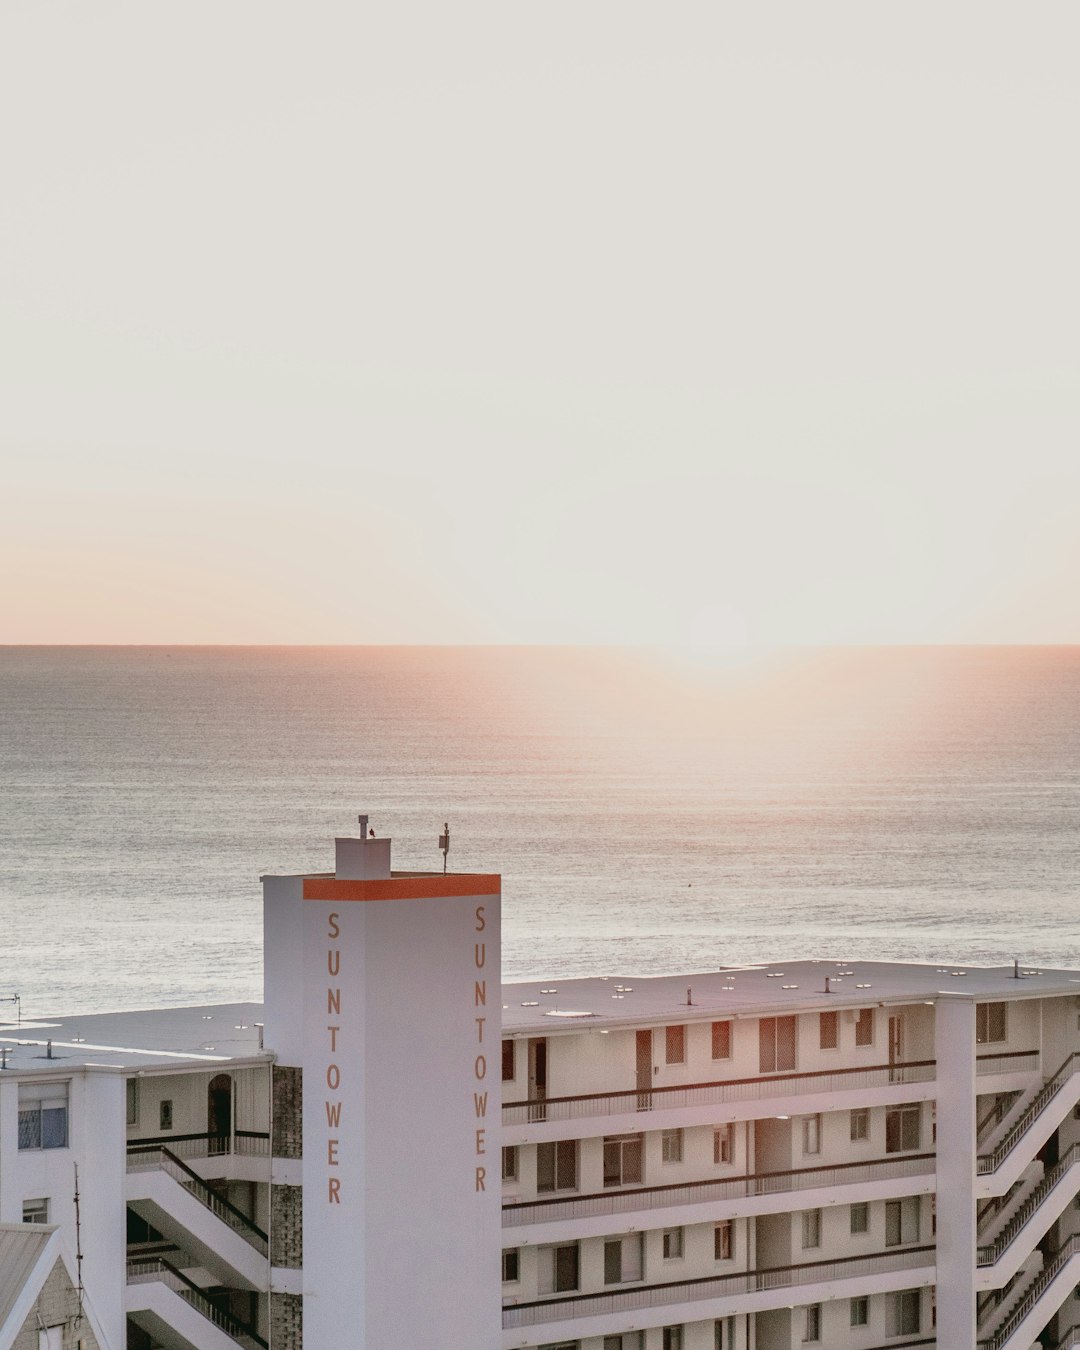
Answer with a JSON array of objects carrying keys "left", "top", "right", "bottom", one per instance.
[{"left": 1, "top": 825, "right": 1080, "bottom": 1349}]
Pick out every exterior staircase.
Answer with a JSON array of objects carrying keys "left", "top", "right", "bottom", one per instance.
[
  {"left": 127, "top": 1144, "right": 268, "bottom": 1293},
  {"left": 127, "top": 1256, "right": 267, "bottom": 1350}
]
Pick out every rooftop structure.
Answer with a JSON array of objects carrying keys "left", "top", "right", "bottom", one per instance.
[{"left": 1, "top": 824, "right": 1079, "bottom": 1349}]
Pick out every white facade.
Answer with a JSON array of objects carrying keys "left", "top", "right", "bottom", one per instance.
[{"left": 1, "top": 830, "right": 1080, "bottom": 1349}]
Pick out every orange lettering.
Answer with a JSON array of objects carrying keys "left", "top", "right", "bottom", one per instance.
[
  {"left": 475, "top": 1166, "right": 486, "bottom": 1192},
  {"left": 327, "top": 1064, "right": 340, "bottom": 1090},
  {"left": 328, "top": 988, "right": 341, "bottom": 1015},
  {"left": 474, "top": 980, "right": 486, "bottom": 1006},
  {"left": 326, "top": 1101, "right": 342, "bottom": 1127},
  {"left": 475, "top": 1016, "right": 486, "bottom": 1043},
  {"left": 328, "top": 1025, "right": 340, "bottom": 1051},
  {"left": 474, "top": 942, "right": 486, "bottom": 969},
  {"left": 475, "top": 1127, "right": 486, "bottom": 1155},
  {"left": 473, "top": 1092, "right": 488, "bottom": 1117},
  {"left": 329, "top": 1177, "right": 341, "bottom": 1204},
  {"left": 328, "top": 912, "right": 340, "bottom": 938},
  {"left": 475, "top": 904, "right": 486, "bottom": 932},
  {"left": 328, "top": 1138, "right": 339, "bottom": 1166},
  {"left": 328, "top": 949, "right": 340, "bottom": 976},
  {"left": 474, "top": 1054, "right": 486, "bottom": 1079}
]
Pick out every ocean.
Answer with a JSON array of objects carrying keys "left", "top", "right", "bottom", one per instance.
[{"left": 1, "top": 645, "right": 1078, "bottom": 1017}]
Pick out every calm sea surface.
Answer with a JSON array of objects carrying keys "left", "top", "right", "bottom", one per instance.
[{"left": 1, "top": 646, "right": 1079, "bottom": 1018}]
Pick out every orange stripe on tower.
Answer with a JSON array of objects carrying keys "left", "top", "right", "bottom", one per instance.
[{"left": 303, "top": 874, "right": 501, "bottom": 903}]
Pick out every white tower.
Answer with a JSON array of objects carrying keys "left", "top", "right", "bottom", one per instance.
[{"left": 263, "top": 819, "right": 502, "bottom": 1347}]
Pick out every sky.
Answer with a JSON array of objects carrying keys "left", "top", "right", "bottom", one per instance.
[{"left": 2, "top": 4, "right": 1078, "bottom": 646}]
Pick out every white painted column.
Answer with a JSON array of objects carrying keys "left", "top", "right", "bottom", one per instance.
[{"left": 935, "top": 994, "right": 977, "bottom": 1346}]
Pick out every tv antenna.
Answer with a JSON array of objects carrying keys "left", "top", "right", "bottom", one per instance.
[
  {"left": 73, "top": 1163, "right": 85, "bottom": 1325},
  {"left": 0, "top": 993, "right": 20, "bottom": 1027},
  {"left": 438, "top": 822, "right": 450, "bottom": 874}
]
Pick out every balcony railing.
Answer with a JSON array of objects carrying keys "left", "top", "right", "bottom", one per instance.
[
  {"left": 504, "top": 1152, "right": 934, "bottom": 1228},
  {"left": 501, "top": 1245, "right": 935, "bottom": 1330},
  {"left": 1052, "top": 1322, "right": 1080, "bottom": 1350},
  {"left": 126, "top": 1129, "right": 271, "bottom": 1162},
  {"left": 127, "top": 1256, "right": 268, "bottom": 1349},
  {"left": 127, "top": 1143, "right": 268, "bottom": 1256},
  {"left": 977, "top": 1142, "right": 1080, "bottom": 1266},
  {"left": 977, "top": 1234, "right": 1080, "bottom": 1350},
  {"left": 978, "top": 1052, "right": 1080, "bottom": 1176},
  {"left": 503, "top": 1052, "right": 1036, "bottom": 1128}
]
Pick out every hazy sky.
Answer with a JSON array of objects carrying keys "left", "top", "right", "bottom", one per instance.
[{"left": 3, "top": 4, "right": 1078, "bottom": 645}]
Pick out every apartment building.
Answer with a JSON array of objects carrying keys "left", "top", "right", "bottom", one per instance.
[{"left": 1, "top": 825, "right": 1080, "bottom": 1349}]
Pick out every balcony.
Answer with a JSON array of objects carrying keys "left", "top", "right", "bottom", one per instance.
[
  {"left": 503, "top": 1052, "right": 1036, "bottom": 1133},
  {"left": 504, "top": 1151, "right": 935, "bottom": 1232},
  {"left": 502, "top": 1244, "right": 935, "bottom": 1333}
]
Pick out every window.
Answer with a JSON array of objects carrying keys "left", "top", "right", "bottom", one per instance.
[
  {"left": 661, "top": 1128, "right": 683, "bottom": 1163},
  {"left": 126, "top": 1079, "right": 139, "bottom": 1126},
  {"left": 662, "top": 1329, "right": 683, "bottom": 1350},
  {"left": 714, "top": 1220, "right": 734, "bottom": 1260},
  {"left": 665, "top": 1025, "right": 686, "bottom": 1064},
  {"left": 603, "top": 1233, "right": 643, "bottom": 1284},
  {"left": 803, "top": 1304, "right": 821, "bottom": 1342},
  {"left": 603, "top": 1134, "right": 643, "bottom": 1187},
  {"left": 801, "top": 1209, "right": 821, "bottom": 1249},
  {"left": 819, "top": 1010, "right": 838, "bottom": 1049},
  {"left": 502, "top": 1040, "right": 516, "bottom": 1081},
  {"left": 604, "top": 1338, "right": 642, "bottom": 1350},
  {"left": 850, "top": 1296, "right": 868, "bottom": 1327},
  {"left": 714, "top": 1321, "right": 735, "bottom": 1350},
  {"left": 712, "top": 1020, "right": 732, "bottom": 1059},
  {"left": 850, "top": 1202, "right": 869, "bottom": 1235},
  {"left": 977, "top": 1002, "right": 1007, "bottom": 1044},
  {"left": 23, "top": 1198, "right": 49, "bottom": 1224},
  {"left": 885, "top": 1198, "right": 920, "bottom": 1246},
  {"left": 801, "top": 1114, "right": 821, "bottom": 1156},
  {"left": 888, "top": 1289, "right": 921, "bottom": 1336},
  {"left": 713, "top": 1124, "right": 734, "bottom": 1164},
  {"left": 18, "top": 1083, "right": 68, "bottom": 1151},
  {"left": 538, "top": 1243, "right": 579, "bottom": 1294},
  {"left": 502, "top": 1145, "right": 518, "bottom": 1182},
  {"left": 537, "top": 1140, "right": 578, "bottom": 1193},
  {"left": 502, "top": 1249, "right": 520, "bottom": 1282},
  {"left": 159, "top": 1099, "right": 173, "bottom": 1131},
  {"left": 662, "top": 1227, "right": 684, "bottom": 1259},
  {"left": 759, "top": 1015, "right": 796, "bottom": 1073},
  {"left": 850, "top": 1107, "right": 869, "bottom": 1142},
  {"left": 885, "top": 1104, "right": 921, "bottom": 1153},
  {"left": 855, "top": 1007, "right": 874, "bottom": 1046}
]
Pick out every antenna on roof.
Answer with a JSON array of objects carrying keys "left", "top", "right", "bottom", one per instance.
[
  {"left": 1, "top": 993, "right": 20, "bottom": 1026},
  {"left": 439, "top": 822, "right": 450, "bottom": 875},
  {"left": 73, "top": 1163, "right": 85, "bottom": 1326}
]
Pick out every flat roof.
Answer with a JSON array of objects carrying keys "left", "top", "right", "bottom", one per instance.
[
  {"left": 0, "top": 1001, "right": 265, "bottom": 1073},
  {"left": 2, "top": 960, "right": 1077, "bottom": 1073},
  {"left": 498, "top": 959, "right": 1080, "bottom": 1034}
]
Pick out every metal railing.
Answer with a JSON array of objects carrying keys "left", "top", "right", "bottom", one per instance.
[
  {"left": 127, "top": 1256, "right": 268, "bottom": 1349},
  {"left": 978, "top": 1052, "right": 1080, "bottom": 1176},
  {"left": 504, "top": 1060, "right": 939, "bottom": 1127},
  {"left": 503, "top": 1052, "right": 1037, "bottom": 1127},
  {"left": 126, "top": 1130, "right": 270, "bottom": 1162},
  {"left": 978, "top": 1092, "right": 1021, "bottom": 1145},
  {"left": 977, "top": 1142, "right": 1080, "bottom": 1267},
  {"left": 1052, "top": 1322, "right": 1080, "bottom": 1350},
  {"left": 127, "top": 1143, "right": 268, "bottom": 1255},
  {"left": 504, "top": 1152, "right": 934, "bottom": 1228},
  {"left": 977, "top": 1234, "right": 1080, "bottom": 1350},
  {"left": 501, "top": 1245, "right": 935, "bottom": 1329}
]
